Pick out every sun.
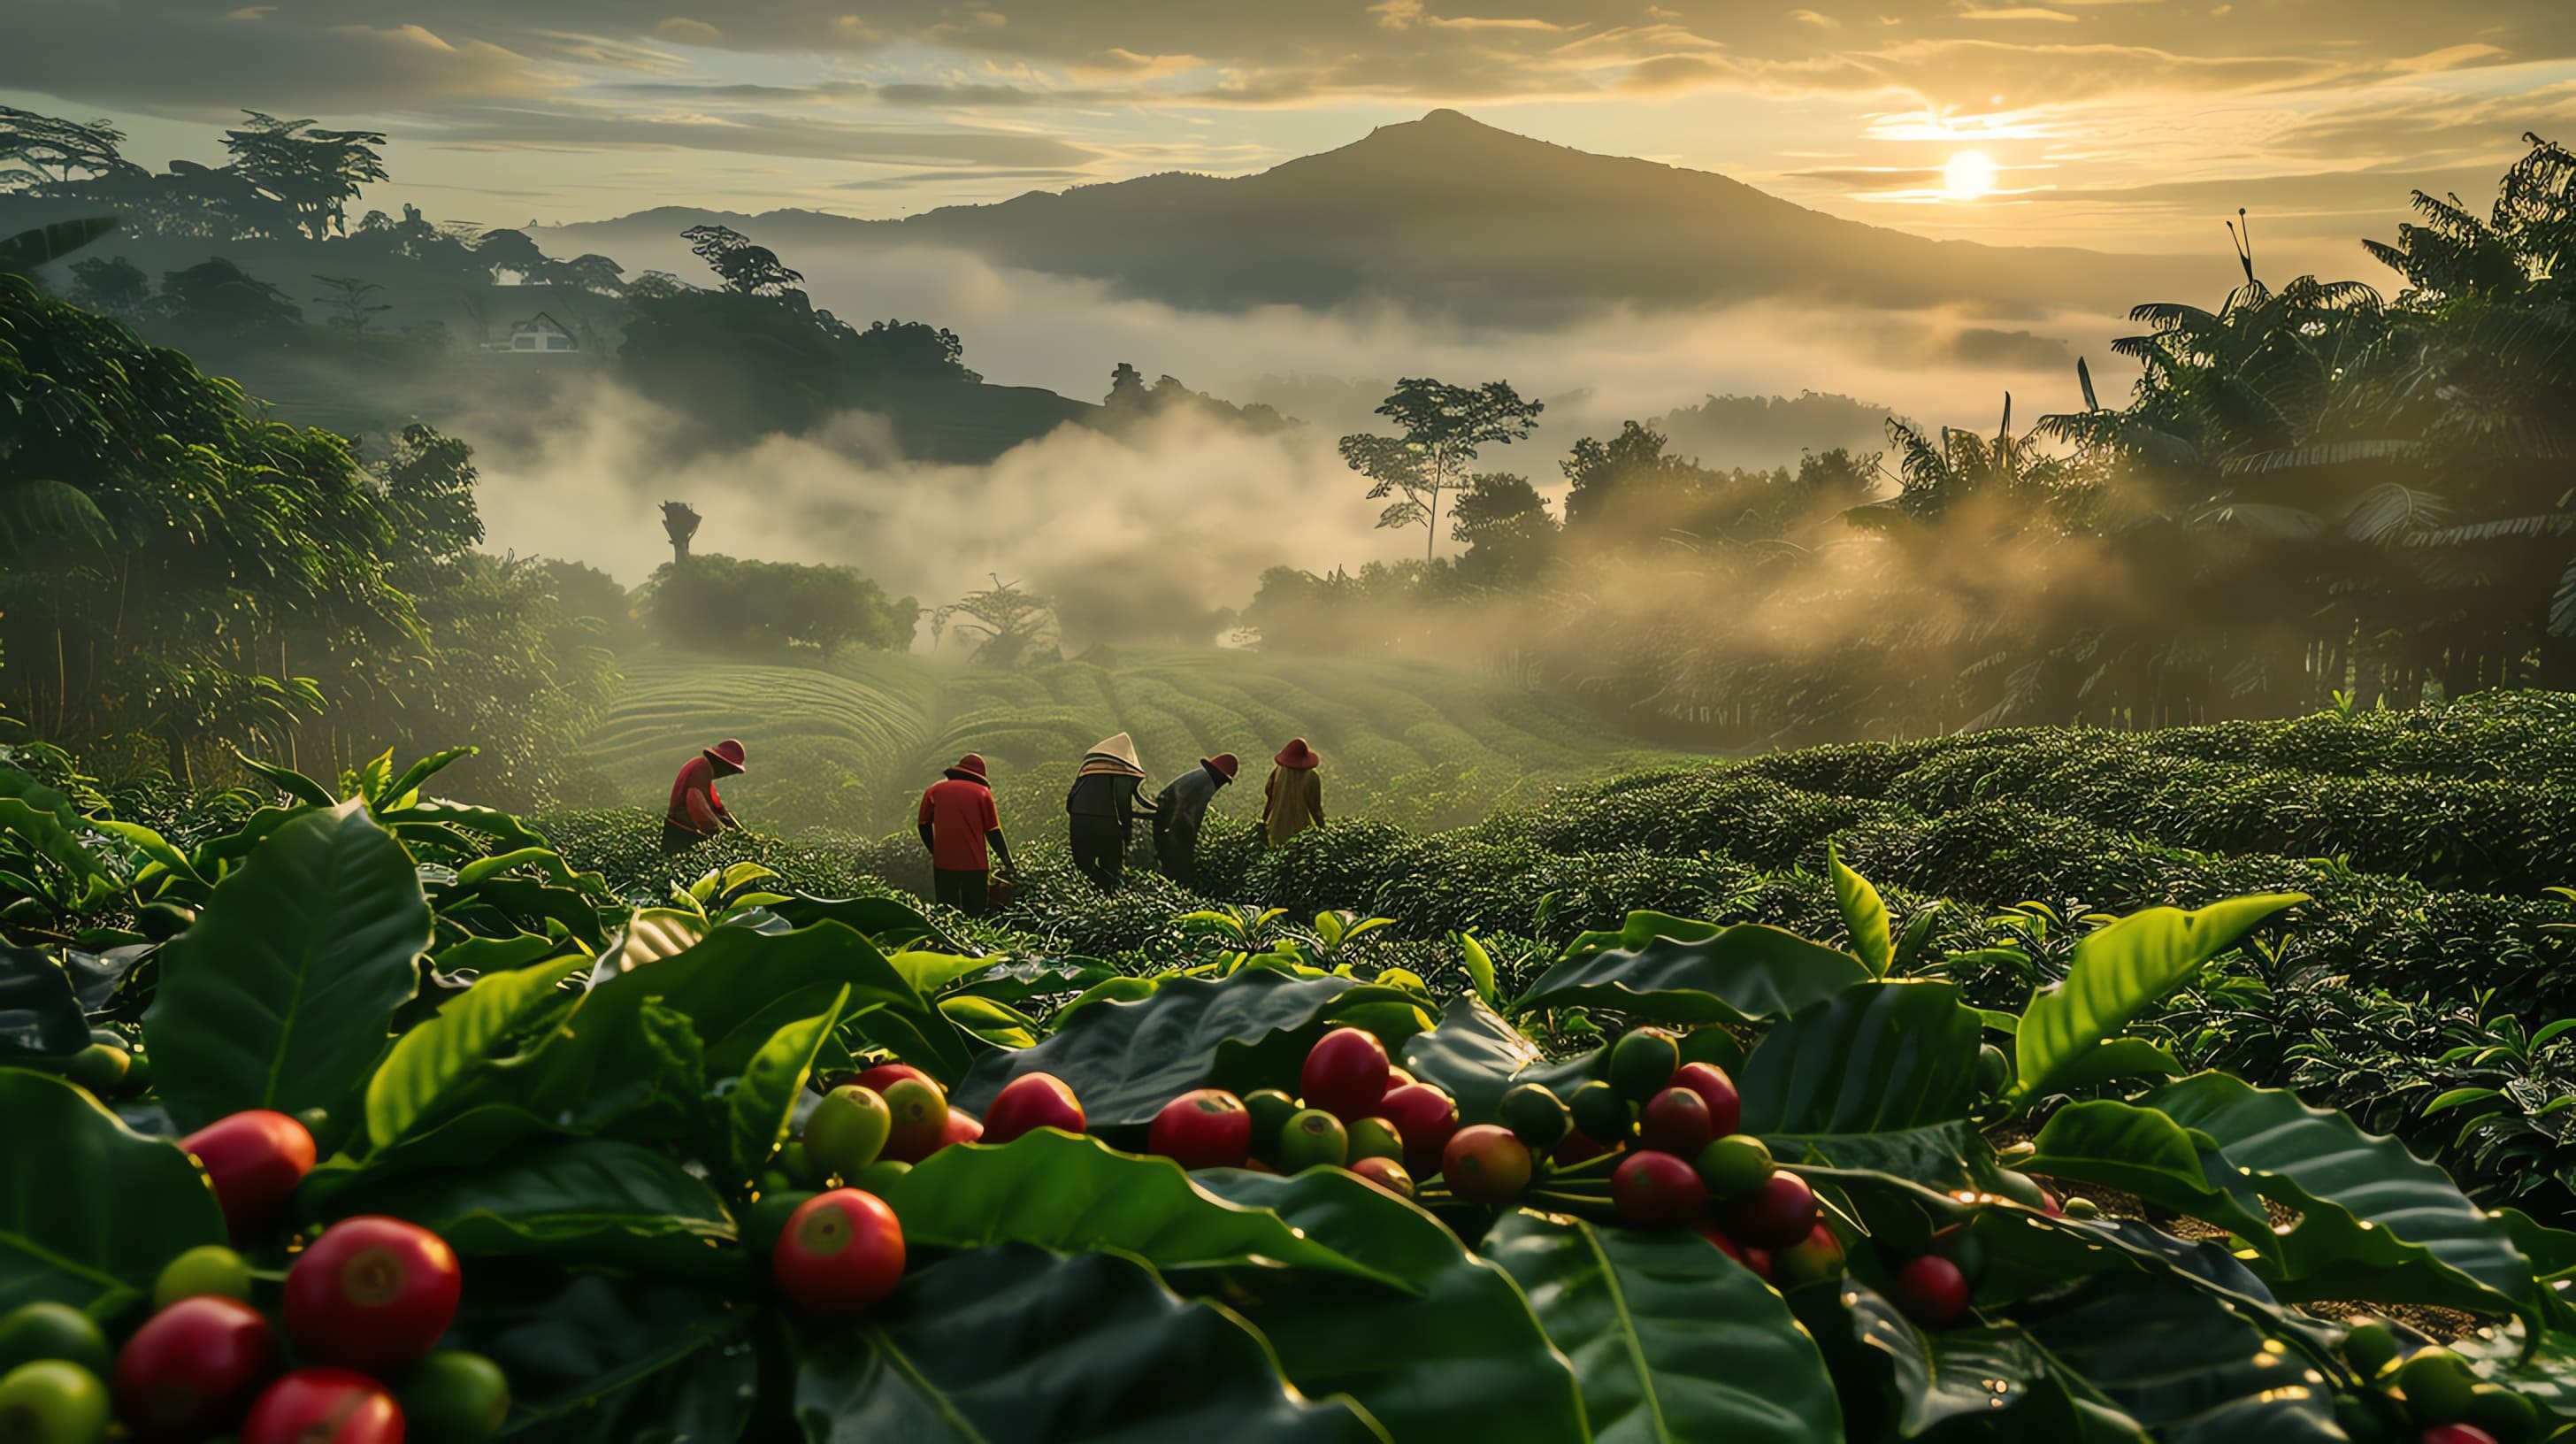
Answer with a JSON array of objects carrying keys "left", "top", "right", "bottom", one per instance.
[{"left": 1942, "top": 150, "right": 1999, "bottom": 201}]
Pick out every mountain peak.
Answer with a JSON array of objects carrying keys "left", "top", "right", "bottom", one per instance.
[{"left": 565, "top": 106, "right": 2204, "bottom": 321}]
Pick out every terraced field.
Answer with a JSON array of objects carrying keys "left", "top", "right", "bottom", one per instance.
[{"left": 584, "top": 646, "right": 1691, "bottom": 833}]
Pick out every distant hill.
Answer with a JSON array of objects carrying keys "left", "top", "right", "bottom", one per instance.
[
  {"left": 559, "top": 110, "right": 2220, "bottom": 326},
  {"left": 1653, "top": 393, "right": 1900, "bottom": 472}
]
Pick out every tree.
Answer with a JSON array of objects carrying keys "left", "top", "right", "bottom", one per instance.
[
  {"left": 663, "top": 502, "right": 702, "bottom": 565},
  {"left": 1450, "top": 472, "right": 1557, "bottom": 585},
  {"left": 1100, "top": 362, "right": 1290, "bottom": 434},
  {"left": 159, "top": 257, "right": 303, "bottom": 338},
  {"left": 549, "top": 253, "right": 626, "bottom": 295},
  {"left": 375, "top": 424, "right": 484, "bottom": 565},
  {"left": 310, "top": 274, "right": 391, "bottom": 334},
  {"left": 682, "top": 224, "right": 805, "bottom": 296},
  {"left": 0, "top": 263, "right": 414, "bottom": 775},
  {"left": 932, "top": 575, "right": 1059, "bottom": 667},
  {"left": 645, "top": 553, "right": 915, "bottom": 656},
  {"left": 1873, "top": 395, "right": 2075, "bottom": 525},
  {"left": 337, "top": 204, "right": 478, "bottom": 274},
  {"left": 222, "top": 111, "right": 389, "bottom": 241},
  {"left": 628, "top": 270, "right": 689, "bottom": 300},
  {"left": 1560, "top": 421, "right": 1699, "bottom": 533},
  {"left": 850, "top": 319, "right": 977, "bottom": 384},
  {"left": 66, "top": 256, "right": 150, "bottom": 317},
  {"left": 1106, "top": 362, "right": 1149, "bottom": 410},
  {"left": 475, "top": 228, "right": 549, "bottom": 281},
  {"left": 0, "top": 107, "right": 142, "bottom": 189},
  {"left": 1339, "top": 378, "right": 1543, "bottom": 560}
]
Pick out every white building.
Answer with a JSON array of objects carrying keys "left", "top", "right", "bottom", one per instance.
[{"left": 488, "top": 311, "right": 578, "bottom": 353}]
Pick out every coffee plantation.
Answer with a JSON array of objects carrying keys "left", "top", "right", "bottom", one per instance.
[{"left": 8, "top": 740, "right": 2576, "bottom": 1442}]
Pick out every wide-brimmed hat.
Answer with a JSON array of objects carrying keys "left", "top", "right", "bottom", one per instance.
[
  {"left": 1078, "top": 732, "right": 1146, "bottom": 779},
  {"left": 1205, "top": 753, "right": 1239, "bottom": 780},
  {"left": 1274, "top": 738, "right": 1321, "bottom": 770},
  {"left": 944, "top": 753, "right": 990, "bottom": 783},
  {"left": 704, "top": 739, "right": 747, "bottom": 775}
]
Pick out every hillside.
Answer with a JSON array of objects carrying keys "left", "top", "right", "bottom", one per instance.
[
  {"left": 583, "top": 645, "right": 1692, "bottom": 836},
  {"left": 557, "top": 110, "right": 2222, "bottom": 325}
]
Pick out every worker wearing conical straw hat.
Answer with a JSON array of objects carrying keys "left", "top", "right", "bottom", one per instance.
[{"left": 1065, "top": 732, "right": 1151, "bottom": 892}]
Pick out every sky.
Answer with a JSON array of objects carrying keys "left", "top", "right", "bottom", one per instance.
[{"left": 5, "top": 0, "right": 2572, "bottom": 267}]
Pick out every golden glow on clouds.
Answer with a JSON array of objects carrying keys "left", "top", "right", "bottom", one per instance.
[{"left": 4, "top": 0, "right": 2575, "bottom": 261}]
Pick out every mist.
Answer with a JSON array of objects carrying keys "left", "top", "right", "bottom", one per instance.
[
  {"left": 474, "top": 234, "right": 2144, "bottom": 644},
  {"left": 552, "top": 233, "right": 2137, "bottom": 432},
  {"left": 470, "top": 381, "right": 1392, "bottom": 648}
]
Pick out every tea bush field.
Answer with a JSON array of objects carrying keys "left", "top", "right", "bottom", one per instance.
[
  {"left": 13, "top": 740, "right": 2576, "bottom": 1443},
  {"left": 582, "top": 646, "right": 1689, "bottom": 835},
  {"left": 546, "top": 691, "right": 2576, "bottom": 1226}
]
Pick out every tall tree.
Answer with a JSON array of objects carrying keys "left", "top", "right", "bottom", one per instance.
[
  {"left": 0, "top": 107, "right": 142, "bottom": 189},
  {"left": 222, "top": 111, "right": 389, "bottom": 240},
  {"left": 932, "top": 575, "right": 1058, "bottom": 667},
  {"left": 1339, "top": 378, "right": 1543, "bottom": 560},
  {"left": 310, "top": 274, "right": 391, "bottom": 333}
]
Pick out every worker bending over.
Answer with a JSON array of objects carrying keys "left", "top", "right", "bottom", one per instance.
[
  {"left": 663, "top": 739, "right": 747, "bottom": 854},
  {"left": 1152, "top": 752, "right": 1238, "bottom": 887}
]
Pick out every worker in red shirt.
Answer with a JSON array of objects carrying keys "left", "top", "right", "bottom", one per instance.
[
  {"left": 663, "top": 739, "right": 747, "bottom": 854},
  {"left": 917, "top": 753, "right": 1019, "bottom": 914}
]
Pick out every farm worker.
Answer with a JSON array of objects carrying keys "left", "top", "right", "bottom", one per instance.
[
  {"left": 661, "top": 738, "right": 746, "bottom": 854},
  {"left": 1066, "top": 733, "right": 1153, "bottom": 892},
  {"left": 917, "top": 753, "right": 1018, "bottom": 915},
  {"left": 1263, "top": 738, "right": 1326, "bottom": 845},
  {"left": 1151, "top": 753, "right": 1239, "bottom": 888}
]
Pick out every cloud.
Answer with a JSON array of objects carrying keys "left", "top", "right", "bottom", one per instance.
[
  {"left": 0, "top": 2, "right": 559, "bottom": 115},
  {"left": 8, "top": 0, "right": 2573, "bottom": 255},
  {"left": 833, "top": 165, "right": 1089, "bottom": 190},
  {"left": 1946, "top": 326, "right": 2073, "bottom": 368},
  {"left": 2388, "top": 44, "right": 2513, "bottom": 73},
  {"left": 417, "top": 104, "right": 1102, "bottom": 168},
  {"left": 1790, "top": 165, "right": 1950, "bottom": 188}
]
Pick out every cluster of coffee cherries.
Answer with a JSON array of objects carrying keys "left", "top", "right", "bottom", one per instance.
[
  {"left": 0, "top": 1109, "right": 506, "bottom": 1444},
  {"left": 2334, "top": 1320, "right": 2546, "bottom": 1444}
]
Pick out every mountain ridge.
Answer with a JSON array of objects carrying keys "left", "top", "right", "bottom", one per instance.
[{"left": 557, "top": 109, "right": 2223, "bottom": 325}]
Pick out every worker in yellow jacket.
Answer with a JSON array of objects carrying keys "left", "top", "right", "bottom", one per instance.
[{"left": 1261, "top": 737, "right": 1325, "bottom": 845}]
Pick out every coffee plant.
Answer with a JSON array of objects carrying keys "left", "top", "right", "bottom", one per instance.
[{"left": 7, "top": 747, "right": 2576, "bottom": 1441}]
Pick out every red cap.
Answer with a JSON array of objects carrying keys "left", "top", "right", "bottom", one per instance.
[
  {"left": 1274, "top": 738, "right": 1320, "bottom": 770},
  {"left": 945, "top": 754, "right": 990, "bottom": 783},
  {"left": 706, "top": 739, "right": 747, "bottom": 773},
  {"left": 1206, "top": 753, "right": 1239, "bottom": 780}
]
